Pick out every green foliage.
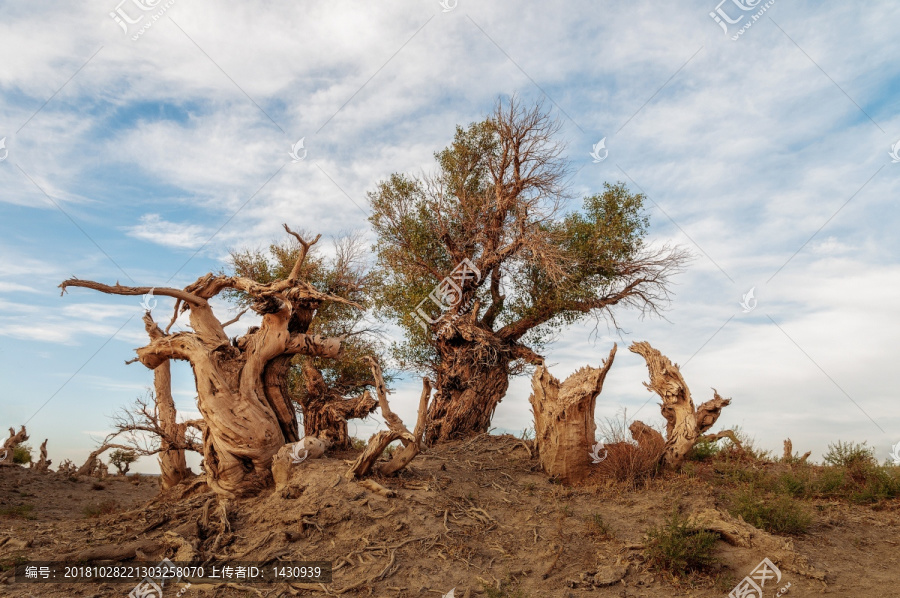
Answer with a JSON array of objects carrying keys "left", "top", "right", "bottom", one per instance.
[
  {"left": 686, "top": 438, "right": 720, "bottom": 462},
  {"left": 108, "top": 449, "right": 138, "bottom": 475},
  {"left": 11, "top": 443, "right": 32, "bottom": 464},
  {"left": 823, "top": 441, "right": 875, "bottom": 467},
  {"left": 228, "top": 233, "right": 390, "bottom": 414},
  {"left": 0, "top": 504, "right": 35, "bottom": 520},
  {"left": 367, "top": 100, "right": 679, "bottom": 376},
  {"left": 728, "top": 488, "right": 811, "bottom": 535},
  {"left": 644, "top": 510, "right": 719, "bottom": 577}
]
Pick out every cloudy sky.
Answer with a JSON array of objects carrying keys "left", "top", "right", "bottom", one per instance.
[{"left": 1, "top": 0, "right": 898, "bottom": 473}]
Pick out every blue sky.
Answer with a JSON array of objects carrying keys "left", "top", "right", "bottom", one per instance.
[{"left": 1, "top": 0, "right": 898, "bottom": 473}]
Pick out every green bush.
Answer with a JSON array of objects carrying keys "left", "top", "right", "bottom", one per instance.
[
  {"left": 644, "top": 510, "right": 719, "bottom": 576},
  {"left": 12, "top": 444, "right": 32, "bottom": 464},
  {"left": 687, "top": 439, "right": 720, "bottom": 462},
  {"left": 729, "top": 488, "right": 811, "bottom": 535},
  {"left": 823, "top": 441, "right": 875, "bottom": 468}
]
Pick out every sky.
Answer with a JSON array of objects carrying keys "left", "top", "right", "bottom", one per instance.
[{"left": 1, "top": 0, "right": 898, "bottom": 474}]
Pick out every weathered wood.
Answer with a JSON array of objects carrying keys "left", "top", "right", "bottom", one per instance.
[
  {"left": 0, "top": 426, "right": 28, "bottom": 466},
  {"left": 629, "top": 341, "right": 732, "bottom": 468},
  {"left": 299, "top": 360, "right": 378, "bottom": 449},
  {"left": 529, "top": 345, "right": 617, "bottom": 483},
  {"left": 30, "top": 439, "right": 51, "bottom": 472},
  {"left": 60, "top": 225, "right": 352, "bottom": 497},
  {"left": 347, "top": 358, "right": 431, "bottom": 478}
]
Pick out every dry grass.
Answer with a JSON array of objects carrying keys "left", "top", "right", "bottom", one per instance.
[{"left": 593, "top": 413, "right": 665, "bottom": 486}]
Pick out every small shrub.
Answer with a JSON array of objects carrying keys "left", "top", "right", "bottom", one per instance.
[
  {"left": 350, "top": 437, "right": 367, "bottom": 451},
  {"left": 0, "top": 504, "right": 36, "bottom": 520},
  {"left": 815, "top": 467, "right": 846, "bottom": 496},
  {"left": 594, "top": 414, "right": 664, "bottom": 486},
  {"left": 83, "top": 499, "right": 118, "bottom": 518},
  {"left": 776, "top": 470, "right": 810, "bottom": 498},
  {"left": 823, "top": 441, "right": 875, "bottom": 468},
  {"left": 687, "top": 439, "right": 720, "bottom": 462},
  {"left": 130, "top": 473, "right": 143, "bottom": 485},
  {"left": 644, "top": 510, "right": 719, "bottom": 577},
  {"left": 587, "top": 513, "right": 613, "bottom": 539},
  {"left": 12, "top": 443, "right": 32, "bottom": 465},
  {"left": 729, "top": 488, "right": 811, "bottom": 535}
]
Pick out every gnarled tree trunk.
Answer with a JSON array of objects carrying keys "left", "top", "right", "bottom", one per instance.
[
  {"left": 0, "top": 426, "right": 28, "bottom": 465},
  {"left": 300, "top": 360, "right": 378, "bottom": 449},
  {"left": 60, "top": 224, "right": 349, "bottom": 497},
  {"left": 530, "top": 345, "right": 617, "bottom": 483},
  {"left": 628, "top": 341, "right": 732, "bottom": 468},
  {"left": 153, "top": 358, "right": 190, "bottom": 491},
  {"left": 31, "top": 439, "right": 51, "bottom": 472}
]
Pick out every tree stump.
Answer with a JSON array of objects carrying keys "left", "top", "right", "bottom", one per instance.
[
  {"left": 0, "top": 426, "right": 28, "bottom": 466},
  {"left": 529, "top": 345, "right": 617, "bottom": 484},
  {"left": 628, "top": 341, "right": 732, "bottom": 468}
]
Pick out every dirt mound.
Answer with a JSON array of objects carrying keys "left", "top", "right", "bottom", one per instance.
[{"left": 1, "top": 435, "right": 899, "bottom": 597}]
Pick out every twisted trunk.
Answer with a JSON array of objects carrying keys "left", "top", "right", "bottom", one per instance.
[
  {"left": 426, "top": 354, "right": 510, "bottom": 445},
  {"left": 31, "top": 439, "right": 51, "bottom": 472},
  {"left": 154, "top": 359, "right": 190, "bottom": 490},
  {"left": 629, "top": 341, "right": 732, "bottom": 468},
  {"left": 300, "top": 361, "right": 377, "bottom": 449}
]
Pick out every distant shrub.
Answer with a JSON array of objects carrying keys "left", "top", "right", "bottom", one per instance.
[
  {"left": 12, "top": 444, "right": 32, "bottom": 465},
  {"left": 729, "top": 488, "right": 811, "bottom": 535},
  {"left": 823, "top": 441, "right": 875, "bottom": 468},
  {"left": 0, "top": 504, "right": 36, "bottom": 520},
  {"left": 83, "top": 499, "right": 118, "bottom": 518},
  {"left": 644, "top": 510, "right": 719, "bottom": 577}
]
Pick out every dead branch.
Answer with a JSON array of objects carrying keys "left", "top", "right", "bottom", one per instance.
[
  {"left": 628, "top": 341, "right": 732, "bottom": 468},
  {"left": 347, "top": 358, "right": 432, "bottom": 478}
]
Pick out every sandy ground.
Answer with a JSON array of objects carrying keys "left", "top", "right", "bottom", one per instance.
[{"left": 1, "top": 435, "right": 898, "bottom": 597}]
